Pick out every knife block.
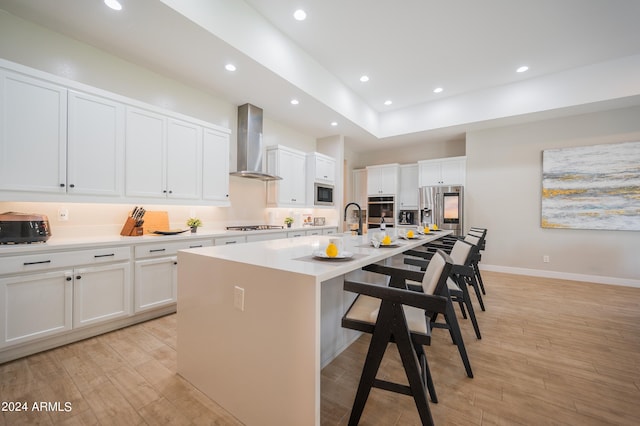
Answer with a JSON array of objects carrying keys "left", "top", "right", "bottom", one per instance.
[{"left": 120, "top": 217, "right": 143, "bottom": 236}]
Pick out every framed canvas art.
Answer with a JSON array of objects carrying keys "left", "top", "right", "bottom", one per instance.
[{"left": 541, "top": 141, "right": 640, "bottom": 231}]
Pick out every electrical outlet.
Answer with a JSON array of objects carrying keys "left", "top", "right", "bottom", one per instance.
[
  {"left": 543, "top": 255, "right": 550, "bottom": 263},
  {"left": 58, "top": 208, "right": 69, "bottom": 221},
  {"left": 234, "top": 286, "right": 245, "bottom": 311}
]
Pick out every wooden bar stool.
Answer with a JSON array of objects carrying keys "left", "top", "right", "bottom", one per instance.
[{"left": 341, "top": 250, "right": 454, "bottom": 425}]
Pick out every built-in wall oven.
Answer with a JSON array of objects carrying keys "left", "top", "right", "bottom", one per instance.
[{"left": 367, "top": 196, "right": 395, "bottom": 229}]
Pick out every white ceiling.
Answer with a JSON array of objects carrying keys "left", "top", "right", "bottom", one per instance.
[{"left": 2, "top": 0, "right": 640, "bottom": 151}]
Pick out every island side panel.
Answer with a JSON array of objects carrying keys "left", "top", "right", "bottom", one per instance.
[{"left": 177, "top": 251, "right": 320, "bottom": 426}]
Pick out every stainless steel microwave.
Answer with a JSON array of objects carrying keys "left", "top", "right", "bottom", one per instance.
[{"left": 314, "top": 183, "right": 334, "bottom": 206}]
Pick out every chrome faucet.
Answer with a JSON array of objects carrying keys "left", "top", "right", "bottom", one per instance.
[{"left": 344, "top": 202, "right": 363, "bottom": 235}]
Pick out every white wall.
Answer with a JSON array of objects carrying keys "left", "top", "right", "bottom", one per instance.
[{"left": 466, "top": 106, "right": 640, "bottom": 284}]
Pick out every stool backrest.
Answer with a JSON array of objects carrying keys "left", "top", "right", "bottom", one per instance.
[
  {"left": 421, "top": 249, "right": 452, "bottom": 296},
  {"left": 450, "top": 239, "right": 474, "bottom": 266}
]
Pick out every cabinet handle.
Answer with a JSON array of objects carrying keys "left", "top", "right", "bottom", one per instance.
[
  {"left": 76, "top": 275, "right": 81, "bottom": 280},
  {"left": 94, "top": 253, "right": 115, "bottom": 258},
  {"left": 66, "top": 276, "right": 72, "bottom": 281},
  {"left": 189, "top": 245, "right": 203, "bottom": 248},
  {"left": 173, "top": 261, "right": 178, "bottom": 265},
  {"left": 69, "top": 184, "right": 75, "bottom": 188},
  {"left": 168, "top": 190, "right": 173, "bottom": 194},
  {"left": 23, "top": 260, "right": 51, "bottom": 266},
  {"left": 163, "top": 190, "right": 167, "bottom": 194},
  {"left": 225, "top": 241, "right": 237, "bottom": 244},
  {"left": 150, "top": 248, "right": 166, "bottom": 253},
  {"left": 59, "top": 183, "right": 65, "bottom": 188}
]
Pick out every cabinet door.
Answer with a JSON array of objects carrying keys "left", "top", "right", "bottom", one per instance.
[
  {"left": 379, "top": 166, "right": 399, "bottom": 195},
  {"left": 399, "top": 164, "right": 418, "bottom": 209},
  {"left": 368, "top": 165, "right": 398, "bottom": 195},
  {"left": 134, "top": 257, "right": 177, "bottom": 313},
  {"left": 440, "top": 158, "right": 466, "bottom": 185},
  {"left": 202, "top": 127, "right": 230, "bottom": 202},
  {"left": 289, "top": 150, "right": 307, "bottom": 205},
  {"left": 316, "top": 155, "right": 335, "bottom": 183},
  {"left": 125, "top": 107, "right": 166, "bottom": 198},
  {"left": 0, "top": 70, "right": 67, "bottom": 193},
  {"left": 366, "top": 168, "right": 381, "bottom": 195},
  {"left": 167, "top": 118, "right": 201, "bottom": 199},
  {"left": 0, "top": 270, "right": 72, "bottom": 348},
  {"left": 267, "top": 147, "right": 306, "bottom": 206},
  {"left": 418, "top": 160, "right": 442, "bottom": 186},
  {"left": 67, "top": 91, "right": 125, "bottom": 196},
  {"left": 73, "top": 262, "right": 132, "bottom": 328},
  {"left": 353, "top": 169, "right": 368, "bottom": 207}
]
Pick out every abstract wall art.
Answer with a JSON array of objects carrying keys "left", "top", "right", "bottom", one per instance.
[{"left": 541, "top": 141, "right": 640, "bottom": 231}]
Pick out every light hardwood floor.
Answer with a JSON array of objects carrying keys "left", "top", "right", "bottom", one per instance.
[{"left": 1, "top": 271, "right": 639, "bottom": 425}]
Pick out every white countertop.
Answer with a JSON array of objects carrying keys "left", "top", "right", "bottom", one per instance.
[
  {"left": 0, "top": 225, "right": 339, "bottom": 255},
  {"left": 181, "top": 231, "right": 451, "bottom": 282}
]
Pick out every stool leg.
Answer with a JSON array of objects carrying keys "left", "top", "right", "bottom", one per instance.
[
  {"left": 348, "top": 322, "right": 392, "bottom": 425},
  {"left": 415, "top": 342, "right": 437, "bottom": 403},
  {"left": 444, "top": 300, "right": 473, "bottom": 378},
  {"left": 395, "top": 322, "right": 435, "bottom": 426}
]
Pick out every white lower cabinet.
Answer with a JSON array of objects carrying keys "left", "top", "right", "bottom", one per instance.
[
  {"left": 134, "top": 257, "right": 177, "bottom": 313},
  {"left": 134, "top": 238, "right": 212, "bottom": 312},
  {"left": 73, "top": 262, "right": 131, "bottom": 328},
  {"left": 0, "top": 270, "right": 72, "bottom": 349}
]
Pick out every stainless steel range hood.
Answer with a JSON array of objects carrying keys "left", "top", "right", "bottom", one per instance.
[{"left": 230, "top": 103, "right": 281, "bottom": 181}]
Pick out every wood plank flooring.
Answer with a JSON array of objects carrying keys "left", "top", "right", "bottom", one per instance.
[{"left": 1, "top": 271, "right": 639, "bottom": 425}]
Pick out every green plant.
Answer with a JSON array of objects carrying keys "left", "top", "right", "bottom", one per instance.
[
  {"left": 186, "top": 217, "right": 202, "bottom": 228},
  {"left": 284, "top": 217, "right": 294, "bottom": 225}
]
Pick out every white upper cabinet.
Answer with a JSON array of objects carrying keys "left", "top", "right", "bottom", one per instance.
[
  {"left": 398, "top": 164, "right": 419, "bottom": 209},
  {"left": 418, "top": 156, "right": 466, "bottom": 186},
  {"left": 202, "top": 127, "right": 230, "bottom": 203},
  {"left": 352, "top": 168, "right": 368, "bottom": 207},
  {"left": 366, "top": 164, "right": 399, "bottom": 195},
  {"left": 266, "top": 145, "right": 306, "bottom": 207},
  {"left": 125, "top": 108, "right": 204, "bottom": 201},
  {"left": 0, "top": 70, "right": 67, "bottom": 193},
  {"left": 166, "top": 118, "right": 202, "bottom": 200},
  {"left": 125, "top": 107, "right": 166, "bottom": 198},
  {"left": 0, "top": 60, "right": 231, "bottom": 205},
  {"left": 307, "top": 152, "right": 336, "bottom": 184},
  {"left": 67, "top": 90, "right": 125, "bottom": 197}
]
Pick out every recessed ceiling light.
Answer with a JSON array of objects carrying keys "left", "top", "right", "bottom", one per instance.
[
  {"left": 104, "top": 0, "right": 122, "bottom": 11},
  {"left": 433, "top": 87, "right": 443, "bottom": 93},
  {"left": 225, "top": 64, "right": 236, "bottom": 72},
  {"left": 293, "top": 9, "right": 307, "bottom": 21},
  {"left": 517, "top": 66, "right": 529, "bottom": 73},
  {"left": 360, "top": 75, "right": 369, "bottom": 83},
  {"left": 290, "top": 99, "right": 299, "bottom": 105},
  {"left": 330, "top": 121, "right": 338, "bottom": 127},
  {"left": 384, "top": 100, "right": 392, "bottom": 106}
]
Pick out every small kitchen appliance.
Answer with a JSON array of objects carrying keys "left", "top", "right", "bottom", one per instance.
[
  {"left": 0, "top": 212, "right": 51, "bottom": 244},
  {"left": 314, "top": 183, "right": 334, "bottom": 206}
]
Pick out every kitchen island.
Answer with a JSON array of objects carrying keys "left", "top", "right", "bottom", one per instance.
[{"left": 177, "top": 231, "right": 451, "bottom": 426}]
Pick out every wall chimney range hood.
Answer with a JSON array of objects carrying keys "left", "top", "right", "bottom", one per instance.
[{"left": 230, "top": 103, "right": 281, "bottom": 181}]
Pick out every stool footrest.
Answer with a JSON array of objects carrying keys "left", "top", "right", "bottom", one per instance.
[{"left": 373, "top": 379, "right": 413, "bottom": 396}]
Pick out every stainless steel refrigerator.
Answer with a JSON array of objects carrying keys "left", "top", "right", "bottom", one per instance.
[{"left": 419, "top": 185, "right": 464, "bottom": 236}]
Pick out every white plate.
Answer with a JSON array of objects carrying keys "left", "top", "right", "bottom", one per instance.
[{"left": 312, "top": 250, "right": 354, "bottom": 259}]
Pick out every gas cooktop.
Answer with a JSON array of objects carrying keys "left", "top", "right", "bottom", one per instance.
[{"left": 226, "top": 225, "right": 284, "bottom": 231}]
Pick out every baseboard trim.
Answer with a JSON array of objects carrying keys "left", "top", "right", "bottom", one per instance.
[{"left": 480, "top": 264, "right": 640, "bottom": 288}]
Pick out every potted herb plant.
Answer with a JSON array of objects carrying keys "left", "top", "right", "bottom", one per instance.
[
  {"left": 284, "top": 217, "right": 294, "bottom": 228},
  {"left": 187, "top": 217, "right": 202, "bottom": 233}
]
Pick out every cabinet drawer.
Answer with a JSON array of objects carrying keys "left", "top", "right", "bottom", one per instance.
[
  {"left": 214, "top": 236, "right": 246, "bottom": 246},
  {"left": 0, "top": 246, "right": 130, "bottom": 276},
  {"left": 135, "top": 239, "right": 212, "bottom": 258}
]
